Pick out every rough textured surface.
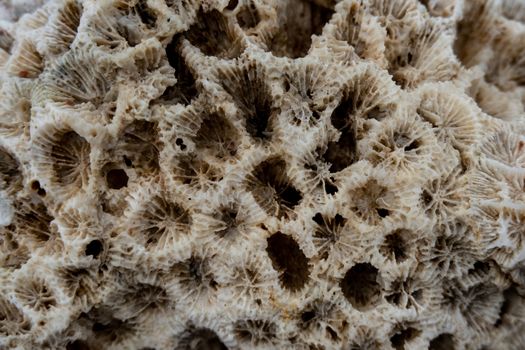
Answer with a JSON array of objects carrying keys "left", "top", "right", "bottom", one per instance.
[{"left": 1, "top": 0, "right": 525, "bottom": 349}]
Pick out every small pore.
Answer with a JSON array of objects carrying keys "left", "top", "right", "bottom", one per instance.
[
  {"left": 85, "top": 240, "right": 103, "bottom": 259},
  {"left": 340, "top": 263, "right": 381, "bottom": 311},
  {"left": 106, "top": 168, "right": 128, "bottom": 189},
  {"left": 30, "top": 180, "right": 46, "bottom": 197},
  {"left": 428, "top": 333, "right": 455, "bottom": 350},
  {"left": 266, "top": 232, "right": 310, "bottom": 291},
  {"left": 30, "top": 180, "right": 40, "bottom": 191},
  {"left": 175, "top": 138, "right": 187, "bottom": 151}
]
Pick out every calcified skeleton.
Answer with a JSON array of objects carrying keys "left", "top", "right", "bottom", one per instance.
[{"left": 0, "top": 0, "right": 525, "bottom": 349}]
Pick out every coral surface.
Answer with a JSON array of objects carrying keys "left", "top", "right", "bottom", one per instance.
[{"left": 1, "top": 0, "right": 525, "bottom": 349}]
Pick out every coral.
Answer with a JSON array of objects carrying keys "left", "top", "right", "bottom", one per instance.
[{"left": 0, "top": 0, "right": 524, "bottom": 349}]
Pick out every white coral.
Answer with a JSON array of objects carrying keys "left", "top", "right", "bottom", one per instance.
[{"left": 0, "top": 0, "right": 524, "bottom": 349}]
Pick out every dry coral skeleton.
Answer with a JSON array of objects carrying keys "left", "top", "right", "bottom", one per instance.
[{"left": 0, "top": 0, "right": 525, "bottom": 349}]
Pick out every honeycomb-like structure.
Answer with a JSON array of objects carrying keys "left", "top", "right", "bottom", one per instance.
[{"left": 1, "top": 0, "right": 525, "bottom": 349}]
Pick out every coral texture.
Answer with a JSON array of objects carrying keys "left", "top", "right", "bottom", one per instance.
[{"left": 1, "top": 0, "right": 525, "bottom": 349}]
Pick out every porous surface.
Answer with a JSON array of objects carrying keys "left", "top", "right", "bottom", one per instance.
[{"left": 1, "top": 0, "right": 525, "bottom": 349}]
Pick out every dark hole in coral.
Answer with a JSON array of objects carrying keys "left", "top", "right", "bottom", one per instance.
[
  {"left": 324, "top": 179, "right": 338, "bottom": 194},
  {"left": 312, "top": 213, "right": 325, "bottom": 226},
  {"left": 376, "top": 208, "right": 390, "bottom": 218},
  {"left": 31, "top": 180, "right": 40, "bottom": 191},
  {"left": 185, "top": 9, "right": 239, "bottom": 59},
  {"left": 312, "top": 213, "right": 347, "bottom": 258},
  {"left": 88, "top": 312, "right": 133, "bottom": 343},
  {"left": 495, "top": 287, "right": 516, "bottom": 327},
  {"left": 226, "top": 0, "right": 238, "bottom": 11},
  {"left": 469, "top": 261, "right": 491, "bottom": 275},
  {"left": 250, "top": 157, "right": 302, "bottom": 217},
  {"left": 247, "top": 103, "right": 271, "bottom": 140},
  {"left": 216, "top": 207, "right": 239, "bottom": 238},
  {"left": 0, "top": 147, "right": 21, "bottom": 189},
  {"left": 176, "top": 328, "right": 228, "bottom": 350},
  {"left": 121, "top": 120, "right": 160, "bottom": 174},
  {"left": 305, "top": 162, "right": 318, "bottom": 171},
  {"left": 123, "top": 155, "right": 133, "bottom": 167},
  {"left": 331, "top": 96, "right": 354, "bottom": 130},
  {"left": 340, "top": 263, "right": 381, "bottom": 310},
  {"left": 135, "top": 0, "right": 157, "bottom": 28},
  {"left": 37, "top": 188, "right": 46, "bottom": 197},
  {"left": 218, "top": 64, "right": 275, "bottom": 142},
  {"left": 85, "top": 240, "right": 103, "bottom": 258},
  {"left": 380, "top": 230, "right": 409, "bottom": 263},
  {"left": 269, "top": 0, "right": 334, "bottom": 58},
  {"left": 393, "top": 132, "right": 420, "bottom": 153},
  {"left": 175, "top": 138, "right": 187, "bottom": 151},
  {"left": 92, "top": 322, "right": 107, "bottom": 332},
  {"left": 237, "top": 2, "right": 260, "bottom": 29},
  {"left": 66, "top": 340, "right": 91, "bottom": 350},
  {"left": 164, "top": 37, "right": 198, "bottom": 105},
  {"left": 323, "top": 95, "right": 357, "bottom": 172},
  {"left": 106, "top": 169, "right": 128, "bottom": 189},
  {"left": 326, "top": 326, "right": 338, "bottom": 340},
  {"left": 301, "top": 310, "right": 316, "bottom": 323},
  {"left": 390, "top": 327, "right": 421, "bottom": 350},
  {"left": 266, "top": 232, "right": 310, "bottom": 291},
  {"left": 404, "top": 140, "right": 420, "bottom": 152},
  {"left": 428, "top": 333, "right": 455, "bottom": 350},
  {"left": 421, "top": 189, "right": 433, "bottom": 207}
]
